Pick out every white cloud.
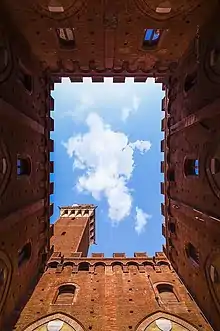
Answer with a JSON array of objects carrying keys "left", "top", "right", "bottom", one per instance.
[
  {"left": 121, "top": 95, "right": 141, "bottom": 122},
  {"left": 132, "top": 95, "right": 140, "bottom": 112},
  {"left": 62, "top": 93, "right": 95, "bottom": 121},
  {"left": 63, "top": 113, "right": 151, "bottom": 223},
  {"left": 57, "top": 79, "right": 142, "bottom": 122},
  {"left": 135, "top": 207, "right": 151, "bottom": 235},
  {"left": 121, "top": 107, "right": 132, "bottom": 122},
  {"left": 129, "top": 140, "right": 152, "bottom": 154}
]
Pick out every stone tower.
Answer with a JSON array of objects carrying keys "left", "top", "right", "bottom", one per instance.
[
  {"left": 14, "top": 204, "right": 214, "bottom": 331},
  {"left": 51, "top": 204, "right": 96, "bottom": 257}
]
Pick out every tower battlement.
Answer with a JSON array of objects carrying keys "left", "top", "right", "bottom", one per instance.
[{"left": 50, "top": 204, "right": 97, "bottom": 257}]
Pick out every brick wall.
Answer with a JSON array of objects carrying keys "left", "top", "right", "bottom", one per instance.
[
  {"left": 0, "top": 8, "right": 52, "bottom": 330},
  {"left": 14, "top": 254, "right": 212, "bottom": 331},
  {"left": 163, "top": 10, "right": 220, "bottom": 331},
  {"left": 50, "top": 216, "right": 90, "bottom": 256}
]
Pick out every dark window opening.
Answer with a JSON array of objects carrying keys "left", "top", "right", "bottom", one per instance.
[
  {"left": 55, "top": 284, "right": 75, "bottom": 304},
  {"left": 157, "top": 284, "right": 178, "bottom": 303},
  {"left": 143, "top": 29, "right": 161, "bottom": 48},
  {"left": 184, "top": 159, "right": 199, "bottom": 176},
  {"left": 0, "top": 45, "right": 9, "bottom": 73},
  {"left": 185, "top": 243, "right": 199, "bottom": 265},
  {"left": 210, "top": 265, "right": 219, "bottom": 283},
  {"left": 184, "top": 71, "right": 197, "bottom": 93},
  {"left": 78, "top": 262, "right": 89, "bottom": 271},
  {"left": 18, "top": 242, "right": 32, "bottom": 267},
  {"left": 63, "top": 262, "right": 74, "bottom": 268},
  {"left": 61, "top": 231, "right": 66, "bottom": 236},
  {"left": 18, "top": 63, "right": 32, "bottom": 93},
  {"left": 168, "top": 222, "right": 176, "bottom": 234},
  {"left": 17, "top": 157, "right": 31, "bottom": 176},
  {"left": 210, "top": 49, "right": 220, "bottom": 68},
  {"left": 211, "top": 158, "right": 220, "bottom": 174},
  {"left": 0, "top": 267, "right": 6, "bottom": 287},
  {"left": 56, "top": 28, "right": 75, "bottom": 48},
  {"left": 167, "top": 168, "right": 175, "bottom": 181},
  {"left": 168, "top": 238, "right": 173, "bottom": 248},
  {"left": 48, "top": 261, "right": 58, "bottom": 269}
]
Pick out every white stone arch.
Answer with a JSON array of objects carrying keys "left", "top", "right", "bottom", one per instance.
[
  {"left": 135, "top": 312, "right": 200, "bottom": 331},
  {"left": 23, "top": 313, "right": 85, "bottom": 331}
]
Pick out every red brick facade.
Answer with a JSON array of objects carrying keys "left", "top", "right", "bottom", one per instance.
[
  {"left": 162, "top": 9, "right": 220, "bottom": 331},
  {"left": 1, "top": 0, "right": 220, "bottom": 330},
  {"left": 15, "top": 214, "right": 213, "bottom": 331}
]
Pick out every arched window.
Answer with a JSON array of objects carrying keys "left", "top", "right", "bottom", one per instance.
[
  {"left": 137, "top": 312, "right": 200, "bottom": 331},
  {"left": 18, "top": 242, "right": 32, "bottom": 267},
  {"left": 143, "top": 29, "right": 162, "bottom": 48},
  {"left": 185, "top": 243, "right": 199, "bottom": 265},
  {"left": 47, "top": 261, "right": 59, "bottom": 269},
  {"left": 157, "top": 284, "right": 178, "bottom": 303},
  {"left": 17, "top": 157, "right": 31, "bottom": 176},
  {"left": 22, "top": 313, "right": 85, "bottom": 331},
  {"left": 61, "top": 231, "right": 66, "bottom": 236},
  {"left": 54, "top": 284, "right": 76, "bottom": 305},
  {"left": 56, "top": 28, "right": 75, "bottom": 48},
  {"left": 184, "top": 159, "right": 199, "bottom": 176},
  {"left": 78, "top": 262, "right": 89, "bottom": 271}
]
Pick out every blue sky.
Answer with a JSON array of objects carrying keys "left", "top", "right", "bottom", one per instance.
[{"left": 50, "top": 77, "right": 164, "bottom": 257}]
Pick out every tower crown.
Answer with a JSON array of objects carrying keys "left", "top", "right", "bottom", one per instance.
[{"left": 58, "top": 204, "right": 96, "bottom": 245}]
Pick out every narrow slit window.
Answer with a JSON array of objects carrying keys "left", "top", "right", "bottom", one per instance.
[
  {"left": 17, "top": 157, "right": 31, "bottom": 176},
  {"left": 18, "top": 242, "right": 32, "bottom": 267},
  {"left": 210, "top": 265, "right": 219, "bottom": 283},
  {"left": 185, "top": 243, "right": 199, "bottom": 265},
  {"left": 194, "top": 159, "right": 199, "bottom": 175},
  {"left": 17, "top": 63, "right": 32, "bottom": 93},
  {"left": 56, "top": 28, "right": 75, "bottom": 48},
  {"left": 184, "top": 71, "right": 197, "bottom": 92},
  {"left": 167, "top": 168, "right": 175, "bottom": 182},
  {"left": 143, "top": 29, "right": 161, "bottom": 48},
  {"left": 168, "top": 222, "right": 176, "bottom": 234},
  {"left": 184, "top": 159, "right": 199, "bottom": 176},
  {"left": 210, "top": 158, "right": 220, "bottom": 174}
]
